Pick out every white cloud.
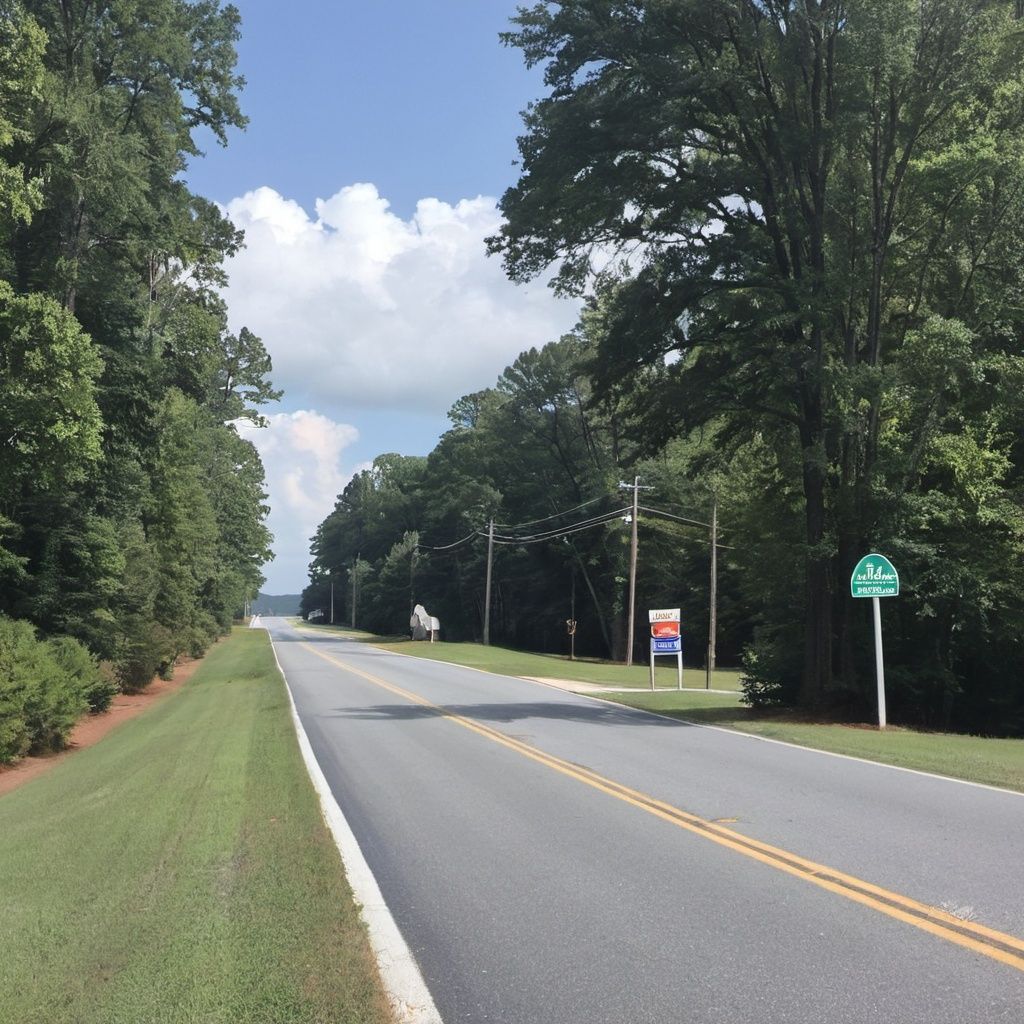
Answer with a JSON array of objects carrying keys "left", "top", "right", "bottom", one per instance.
[
  {"left": 221, "top": 184, "right": 580, "bottom": 414},
  {"left": 238, "top": 410, "right": 360, "bottom": 592}
]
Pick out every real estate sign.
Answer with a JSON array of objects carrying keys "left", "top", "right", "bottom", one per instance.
[{"left": 648, "top": 608, "right": 682, "bottom": 688}]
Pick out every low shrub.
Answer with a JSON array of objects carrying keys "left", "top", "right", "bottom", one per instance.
[
  {"left": 115, "top": 619, "right": 175, "bottom": 693},
  {"left": 740, "top": 629, "right": 801, "bottom": 708},
  {"left": 0, "top": 617, "right": 99, "bottom": 763},
  {"left": 46, "top": 635, "right": 118, "bottom": 713}
]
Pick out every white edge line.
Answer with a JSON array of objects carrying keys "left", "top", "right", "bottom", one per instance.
[
  {"left": 291, "top": 621, "right": 1023, "bottom": 800},
  {"left": 561, "top": 690, "right": 1024, "bottom": 800},
  {"left": 265, "top": 627, "right": 444, "bottom": 1024}
]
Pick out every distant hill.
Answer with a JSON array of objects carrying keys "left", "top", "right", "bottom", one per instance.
[{"left": 251, "top": 593, "right": 302, "bottom": 616}]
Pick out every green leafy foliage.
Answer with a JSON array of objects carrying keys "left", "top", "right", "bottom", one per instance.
[
  {"left": 0, "top": 2, "right": 275, "bottom": 748},
  {"left": 0, "top": 617, "right": 91, "bottom": 762},
  {"left": 44, "top": 635, "right": 117, "bottom": 714},
  {"left": 0, "top": 282, "right": 103, "bottom": 495},
  {"left": 304, "top": 1, "right": 1024, "bottom": 735},
  {"left": 475, "top": 0, "right": 1024, "bottom": 730}
]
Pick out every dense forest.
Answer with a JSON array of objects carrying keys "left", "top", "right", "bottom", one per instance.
[
  {"left": 304, "top": 0, "right": 1024, "bottom": 737},
  {"left": 0, "top": 1, "right": 274, "bottom": 761}
]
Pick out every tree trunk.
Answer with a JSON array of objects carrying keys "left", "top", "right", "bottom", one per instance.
[
  {"left": 801, "top": 446, "right": 832, "bottom": 707},
  {"left": 610, "top": 610, "right": 626, "bottom": 664}
]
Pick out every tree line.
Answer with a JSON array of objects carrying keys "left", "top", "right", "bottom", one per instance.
[
  {"left": 0, "top": 1, "right": 274, "bottom": 761},
  {"left": 305, "top": 0, "right": 1024, "bottom": 737}
]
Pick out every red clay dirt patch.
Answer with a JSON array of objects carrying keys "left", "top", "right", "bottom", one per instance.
[{"left": 0, "top": 654, "right": 207, "bottom": 798}]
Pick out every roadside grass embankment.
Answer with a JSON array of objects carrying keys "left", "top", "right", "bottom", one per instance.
[
  {"left": 0, "top": 627, "right": 393, "bottom": 1024},
  {"left": 296, "top": 621, "right": 1024, "bottom": 793},
  {"left": 295, "top": 620, "right": 742, "bottom": 691},
  {"left": 605, "top": 689, "right": 1024, "bottom": 793}
]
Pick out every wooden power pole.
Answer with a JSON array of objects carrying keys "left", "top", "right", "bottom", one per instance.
[
  {"left": 483, "top": 517, "right": 494, "bottom": 645},
  {"left": 626, "top": 477, "right": 640, "bottom": 666},
  {"left": 706, "top": 497, "right": 718, "bottom": 689}
]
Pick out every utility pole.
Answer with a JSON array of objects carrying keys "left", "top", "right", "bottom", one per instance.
[
  {"left": 626, "top": 476, "right": 640, "bottom": 666},
  {"left": 568, "top": 569, "right": 577, "bottom": 661},
  {"left": 618, "top": 476, "right": 652, "bottom": 665},
  {"left": 483, "top": 517, "right": 494, "bottom": 645},
  {"left": 410, "top": 543, "right": 416, "bottom": 615},
  {"left": 706, "top": 496, "right": 718, "bottom": 690},
  {"left": 351, "top": 552, "right": 360, "bottom": 629},
  {"left": 330, "top": 576, "right": 334, "bottom": 625}
]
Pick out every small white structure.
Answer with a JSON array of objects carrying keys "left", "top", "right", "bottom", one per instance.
[{"left": 410, "top": 604, "right": 440, "bottom": 641}]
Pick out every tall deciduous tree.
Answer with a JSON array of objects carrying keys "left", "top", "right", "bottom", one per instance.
[
  {"left": 0, "top": 281, "right": 103, "bottom": 499},
  {"left": 491, "top": 0, "right": 1024, "bottom": 707},
  {"left": 0, "top": 0, "right": 45, "bottom": 227},
  {"left": 0, "top": 1, "right": 276, "bottom": 692}
]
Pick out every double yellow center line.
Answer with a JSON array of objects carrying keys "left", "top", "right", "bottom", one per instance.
[{"left": 301, "top": 641, "right": 1024, "bottom": 973}]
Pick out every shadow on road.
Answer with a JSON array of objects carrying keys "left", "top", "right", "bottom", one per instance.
[
  {"left": 322, "top": 700, "right": 691, "bottom": 728},
  {"left": 270, "top": 630, "right": 402, "bottom": 645}
]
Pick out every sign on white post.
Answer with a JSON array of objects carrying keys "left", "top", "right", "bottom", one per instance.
[
  {"left": 648, "top": 608, "right": 683, "bottom": 690},
  {"left": 850, "top": 554, "right": 899, "bottom": 728}
]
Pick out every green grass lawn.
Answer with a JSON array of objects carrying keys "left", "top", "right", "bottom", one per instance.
[
  {"left": 605, "top": 689, "right": 1024, "bottom": 793},
  {"left": 295, "top": 621, "right": 743, "bottom": 691},
  {"left": 296, "top": 621, "right": 1024, "bottom": 793},
  {"left": 0, "top": 628, "right": 392, "bottom": 1024}
]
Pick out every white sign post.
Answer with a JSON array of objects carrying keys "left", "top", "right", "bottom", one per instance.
[
  {"left": 648, "top": 608, "right": 682, "bottom": 691},
  {"left": 850, "top": 554, "right": 900, "bottom": 729}
]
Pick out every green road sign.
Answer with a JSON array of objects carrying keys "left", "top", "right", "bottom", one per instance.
[{"left": 851, "top": 553, "right": 899, "bottom": 598}]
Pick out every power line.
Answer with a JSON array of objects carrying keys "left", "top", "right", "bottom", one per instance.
[
  {"left": 639, "top": 508, "right": 734, "bottom": 549},
  {"left": 637, "top": 505, "right": 710, "bottom": 530},
  {"left": 417, "top": 500, "right": 729, "bottom": 554},
  {"left": 493, "top": 494, "right": 610, "bottom": 529},
  {"left": 489, "top": 505, "right": 630, "bottom": 544},
  {"left": 417, "top": 530, "right": 479, "bottom": 553},
  {"left": 487, "top": 509, "right": 630, "bottom": 546}
]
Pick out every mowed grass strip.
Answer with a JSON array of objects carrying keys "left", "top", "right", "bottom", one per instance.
[
  {"left": 296, "top": 621, "right": 742, "bottom": 691},
  {"left": 298, "top": 622, "right": 1024, "bottom": 794},
  {"left": 603, "top": 689, "right": 1024, "bottom": 793},
  {"left": 0, "top": 628, "right": 393, "bottom": 1024}
]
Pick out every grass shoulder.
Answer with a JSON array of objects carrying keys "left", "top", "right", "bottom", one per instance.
[
  {"left": 0, "top": 627, "right": 393, "bottom": 1024},
  {"left": 294, "top": 620, "right": 742, "bottom": 691},
  {"left": 605, "top": 689, "right": 1024, "bottom": 793},
  {"left": 296, "top": 621, "right": 1024, "bottom": 794}
]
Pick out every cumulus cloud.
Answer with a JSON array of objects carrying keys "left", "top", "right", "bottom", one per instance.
[
  {"left": 238, "top": 410, "right": 363, "bottom": 591},
  {"left": 221, "top": 184, "right": 579, "bottom": 414}
]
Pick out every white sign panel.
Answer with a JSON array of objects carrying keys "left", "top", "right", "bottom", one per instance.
[{"left": 649, "top": 608, "right": 681, "bottom": 622}]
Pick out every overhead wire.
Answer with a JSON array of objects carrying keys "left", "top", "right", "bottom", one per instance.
[
  {"left": 417, "top": 501, "right": 728, "bottom": 553},
  {"left": 637, "top": 505, "right": 710, "bottom": 530},
  {"left": 487, "top": 512, "right": 631, "bottom": 545},
  {"left": 488, "top": 506, "right": 631, "bottom": 544},
  {"left": 416, "top": 529, "right": 479, "bottom": 553},
  {"left": 492, "top": 494, "right": 611, "bottom": 529},
  {"left": 639, "top": 507, "right": 734, "bottom": 549}
]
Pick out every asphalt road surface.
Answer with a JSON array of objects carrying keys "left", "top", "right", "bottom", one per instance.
[{"left": 265, "top": 618, "right": 1024, "bottom": 1023}]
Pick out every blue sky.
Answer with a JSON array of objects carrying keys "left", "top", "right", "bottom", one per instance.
[
  {"left": 191, "top": 2, "right": 581, "bottom": 592},
  {"left": 189, "top": 1, "right": 542, "bottom": 219}
]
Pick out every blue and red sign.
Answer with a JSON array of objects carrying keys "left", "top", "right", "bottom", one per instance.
[
  {"left": 652, "top": 636, "right": 682, "bottom": 654},
  {"left": 649, "top": 608, "right": 682, "bottom": 654}
]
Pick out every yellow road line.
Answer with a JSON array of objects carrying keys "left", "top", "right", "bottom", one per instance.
[{"left": 301, "top": 641, "right": 1024, "bottom": 973}]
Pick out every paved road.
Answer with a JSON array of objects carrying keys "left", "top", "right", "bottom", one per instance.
[{"left": 266, "top": 618, "right": 1024, "bottom": 1023}]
